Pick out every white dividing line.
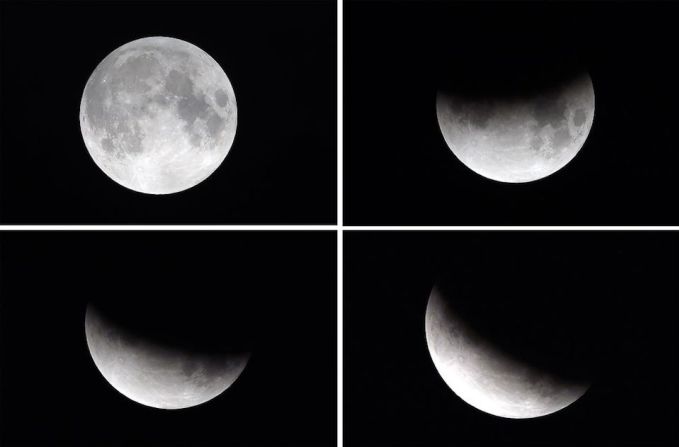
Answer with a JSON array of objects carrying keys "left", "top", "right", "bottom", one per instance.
[
  {"left": 342, "top": 226, "right": 679, "bottom": 231},
  {"left": 337, "top": 227, "right": 343, "bottom": 447},
  {"left": 337, "top": 0, "right": 344, "bottom": 445},
  {"left": 0, "top": 225, "right": 338, "bottom": 231},
  {"left": 2, "top": 226, "right": 676, "bottom": 231},
  {"left": 337, "top": 0, "right": 343, "bottom": 229}
]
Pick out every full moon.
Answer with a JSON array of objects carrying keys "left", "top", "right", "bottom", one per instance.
[
  {"left": 436, "top": 72, "right": 594, "bottom": 183},
  {"left": 79, "top": 36, "right": 237, "bottom": 194},
  {"left": 425, "top": 284, "right": 591, "bottom": 419},
  {"left": 85, "top": 303, "right": 250, "bottom": 409}
]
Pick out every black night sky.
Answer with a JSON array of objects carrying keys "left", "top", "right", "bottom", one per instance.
[
  {"left": 345, "top": 231, "right": 678, "bottom": 446},
  {"left": 0, "top": 231, "right": 337, "bottom": 446},
  {"left": 346, "top": 1, "right": 679, "bottom": 225},
  {"left": 0, "top": 1, "right": 336, "bottom": 224}
]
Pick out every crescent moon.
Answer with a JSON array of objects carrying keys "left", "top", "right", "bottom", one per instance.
[{"left": 425, "top": 284, "right": 590, "bottom": 418}]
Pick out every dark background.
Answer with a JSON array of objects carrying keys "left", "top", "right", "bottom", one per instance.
[
  {"left": 345, "top": 231, "right": 678, "bottom": 446},
  {"left": 0, "top": 1, "right": 336, "bottom": 224},
  {"left": 0, "top": 231, "right": 337, "bottom": 446},
  {"left": 345, "top": 1, "right": 679, "bottom": 225}
]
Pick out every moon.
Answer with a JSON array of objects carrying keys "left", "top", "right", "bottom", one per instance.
[
  {"left": 79, "top": 36, "right": 237, "bottom": 194},
  {"left": 84, "top": 303, "right": 250, "bottom": 409},
  {"left": 425, "top": 284, "right": 590, "bottom": 418},
  {"left": 436, "top": 71, "right": 594, "bottom": 183}
]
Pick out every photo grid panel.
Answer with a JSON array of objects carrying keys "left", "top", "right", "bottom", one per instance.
[
  {"left": 344, "top": 0, "right": 679, "bottom": 226},
  {"left": 0, "top": 231, "right": 337, "bottom": 446},
  {"left": 344, "top": 231, "right": 678, "bottom": 446},
  {"left": 0, "top": 0, "right": 337, "bottom": 224}
]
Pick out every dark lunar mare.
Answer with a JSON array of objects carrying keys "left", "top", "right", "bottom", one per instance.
[{"left": 83, "top": 41, "right": 231, "bottom": 154}]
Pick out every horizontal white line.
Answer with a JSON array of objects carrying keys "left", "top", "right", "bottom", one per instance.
[
  {"left": 0, "top": 225, "right": 338, "bottom": 231},
  {"left": 0, "top": 225, "right": 676, "bottom": 231},
  {"left": 343, "top": 226, "right": 679, "bottom": 231}
]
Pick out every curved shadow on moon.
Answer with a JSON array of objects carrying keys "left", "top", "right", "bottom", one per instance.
[
  {"left": 85, "top": 301, "right": 251, "bottom": 410},
  {"left": 425, "top": 276, "right": 595, "bottom": 418},
  {"left": 435, "top": 44, "right": 595, "bottom": 183}
]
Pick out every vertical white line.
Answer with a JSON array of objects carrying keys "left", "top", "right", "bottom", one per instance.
[
  {"left": 337, "top": 0, "right": 344, "bottom": 445},
  {"left": 337, "top": 2, "right": 344, "bottom": 229},
  {"left": 337, "top": 227, "right": 343, "bottom": 447}
]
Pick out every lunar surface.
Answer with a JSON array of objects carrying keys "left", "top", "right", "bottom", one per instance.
[
  {"left": 79, "top": 36, "right": 237, "bottom": 194},
  {"left": 85, "top": 303, "right": 250, "bottom": 409},
  {"left": 425, "top": 284, "right": 590, "bottom": 418},
  {"left": 436, "top": 72, "right": 594, "bottom": 183}
]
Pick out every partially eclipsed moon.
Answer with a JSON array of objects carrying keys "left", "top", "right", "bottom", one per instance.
[
  {"left": 79, "top": 36, "right": 237, "bottom": 194},
  {"left": 436, "top": 72, "right": 594, "bottom": 183},
  {"left": 425, "top": 284, "right": 590, "bottom": 418},
  {"left": 85, "top": 303, "right": 250, "bottom": 409}
]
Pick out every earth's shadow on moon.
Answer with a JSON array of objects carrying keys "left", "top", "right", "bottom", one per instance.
[
  {"left": 433, "top": 10, "right": 593, "bottom": 105},
  {"left": 84, "top": 291, "right": 256, "bottom": 410},
  {"left": 436, "top": 49, "right": 590, "bottom": 105},
  {"left": 433, "top": 31, "right": 595, "bottom": 185},
  {"left": 428, "top": 247, "right": 607, "bottom": 392},
  {"left": 86, "top": 296, "right": 255, "bottom": 358}
]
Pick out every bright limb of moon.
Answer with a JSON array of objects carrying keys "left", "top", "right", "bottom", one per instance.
[
  {"left": 425, "top": 285, "right": 590, "bottom": 418},
  {"left": 436, "top": 72, "right": 594, "bottom": 183},
  {"left": 79, "top": 36, "right": 237, "bottom": 194},
  {"left": 84, "top": 303, "right": 250, "bottom": 410}
]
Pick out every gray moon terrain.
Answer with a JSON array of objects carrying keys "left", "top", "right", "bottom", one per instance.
[
  {"left": 85, "top": 303, "right": 250, "bottom": 410},
  {"left": 425, "top": 285, "right": 590, "bottom": 419},
  {"left": 436, "top": 72, "right": 594, "bottom": 183},
  {"left": 79, "top": 36, "right": 237, "bottom": 194}
]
